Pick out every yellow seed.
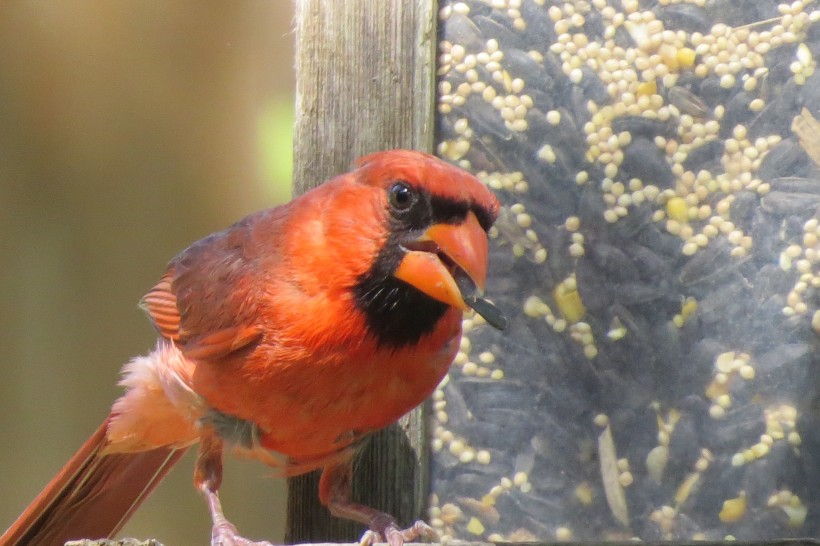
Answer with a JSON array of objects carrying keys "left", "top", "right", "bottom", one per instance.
[
  {"left": 677, "top": 47, "right": 696, "bottom": 68},
  {"left": 739, "top": 364, "right": 755, "bottom": 380},
  {"left": 440, "top": 502, "right": 463, "bottom": 524},
  {"left": 646, "top": 445, "right": 669, "bottom": 484},
  {"left": 466, "top": 517, "right": 485, "bottom": 535},
  {"left": 575, "top": 481, "right": 594, "bottom": 505},
  {"left": 720, "top": 73, "right": 736, "bottom": 88},
  {"left": 675, "top": 472, "right": 701, "bottom": 505},
  {"left": 513, "top": 471, "right": 529, "bottom": 486},
  {"left": 731, "top": 453, "right": 745, "bottom": 466},
  {"left": 594, "top": 413, "right": 610, "bottom": 427},
  {"left": 538, "top": 144, "right": 556, "bottom": 163},
  {"left": 637, "top": 80, "right": 657, "bottom": 96},
  {"left": 666, "top": 197, "right": 689, "bottom": 222},
  {"left": 682, "top": 242, "right": 699, "bottom": 256},
  {"left": 575, "top": 171, "right": 589, "bottom": 185},
  {"left": 709, "top": 404, "right": 726, "bottom": 419},
  {"left": 554, "top": 278, "right": 586, "bottom": 323},
  {"left": 449, "top": 438, "right": 465, "bottom": 456},
  {"left": 751, "top": 442, "right": 769, "bottom": 458},
  {"left": 784, "top": 503, "right": 808, "bottom": 528},
  {"left": 608, "top": 325, "right": 628, "bottom": 340},
  {"left": 478, "top": 351, "right": 495, "bottom": 364},
  {"left": 719, "top": 493, "right": 747, "bottom": 522},
  {"left": 565, "top": 215, "right": 581, "bottom": 231},
  {"left": 659, "top": 43, "right": 679, "bottom": 71},
  {"left": 523, "top": 295, "right": 547, "bottom": 317},
  {"left": 619, "top": 471, "right": 634, "bottom": 487},
  {"left": 715, "top": 351, "right": 735, "bottom": 373},
  {"left": 680, "top": 297, "right": 698, "bottom": 321}
]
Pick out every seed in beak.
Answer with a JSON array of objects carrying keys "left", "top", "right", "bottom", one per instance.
[{"left": 454, "top": 270, "right": 507, "bottom": 330}]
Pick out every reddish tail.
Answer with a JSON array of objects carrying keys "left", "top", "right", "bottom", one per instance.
[{"left": 1, "top": 417, "right": 187, "bottom": 546}]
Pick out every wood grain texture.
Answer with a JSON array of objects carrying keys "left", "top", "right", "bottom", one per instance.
[
  {"left": 288, "top": 0, "right": 437, "bottom": 543},
  {"left": 292, "top": 0, "right": 436, "bottom": 193}
]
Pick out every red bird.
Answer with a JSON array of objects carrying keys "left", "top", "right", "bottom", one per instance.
[{"left": 2, "top": 150, "right": 505, "bottom": 546}]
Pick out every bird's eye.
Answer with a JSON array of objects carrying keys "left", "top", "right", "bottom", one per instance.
[{"left": 387, "top": 182, "right": 416, "bottom": 212}]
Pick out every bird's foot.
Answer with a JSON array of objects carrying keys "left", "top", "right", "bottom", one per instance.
[
  {"left": 199, "top": 469, "right": 273, "bottom": 546},
  {"left": 211, "top": 519, "right": 274, "bottom": 546},
  {"left": 359, "top": 515, "right": 439, "bottom": 546}
]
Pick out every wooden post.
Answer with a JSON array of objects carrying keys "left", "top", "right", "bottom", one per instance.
[
  {"left": 287, "top": 0, "right": 438, "bottom": 543},
  {"left": 291, "top": 0, "right": 437, "bottom": 194}
]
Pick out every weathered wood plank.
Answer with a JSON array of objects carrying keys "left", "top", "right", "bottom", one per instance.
[
  {"left": 291, "top": 0, "right": 436, "bottom": 193},
  {"left": 287, "top": 0, "right": 438, "bottom": 543}
]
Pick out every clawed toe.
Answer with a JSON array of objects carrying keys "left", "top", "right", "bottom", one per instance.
[
  {"left": 360, "top": 519, "right": 440, "bottom": 546},
  {"left": 211, "top": 520, "right": 274, "bottom": 546}
]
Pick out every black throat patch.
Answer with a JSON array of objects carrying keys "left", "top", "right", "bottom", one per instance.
[{"left": 354, "top": 269, "right": 449, "bottom": 350}]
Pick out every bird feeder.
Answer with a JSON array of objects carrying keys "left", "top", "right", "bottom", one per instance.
[{"left": 291, "top": 0, "right": 820, "bottom": 543}]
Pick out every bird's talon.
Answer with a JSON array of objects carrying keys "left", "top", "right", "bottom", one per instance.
[
  {"left": 361, "top": 519, "right": 438, "bottom": 546},
  {"left": 386, "top": 528, "right": 404, "bottom": 546},
  {"left": 384, "top": 524, "right": 411, "bottom": 546},
  {"left": 405, "top": 520, "right": 439, "bottom": 542},
  {"left": 358, "top": 529, "right": 378, "bottom": 546},
  {"left": 211, "top": 521, "right": 273, "bottom": 546}
]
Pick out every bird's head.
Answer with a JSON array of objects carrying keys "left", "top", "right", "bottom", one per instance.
[{"left": 345, "top": 150, "right": 506, "bottom": 346}]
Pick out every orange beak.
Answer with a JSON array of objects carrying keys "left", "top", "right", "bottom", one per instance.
[{"left": 393, "top": 210, "right": 488, "bottom": 311}]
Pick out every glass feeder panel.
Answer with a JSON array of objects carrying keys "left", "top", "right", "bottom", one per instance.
[{"left": 431, "top": 0, "right": 820, "bottom": 541}]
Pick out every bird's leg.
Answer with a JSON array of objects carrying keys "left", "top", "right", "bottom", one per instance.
[
  {"left": 196, "top": 428, "right": 274, "bottom": 546},
  {"left": 318, "top": 459, "right": 438, "bottom": 546}
]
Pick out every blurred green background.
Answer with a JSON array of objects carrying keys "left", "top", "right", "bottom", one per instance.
[{"left": 0, "top": 2, "right": 295, "bottom": 544}]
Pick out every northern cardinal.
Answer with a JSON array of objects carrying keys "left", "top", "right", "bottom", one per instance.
[{"left": 2, "top": 150, "right": 505, "bottom": 546}]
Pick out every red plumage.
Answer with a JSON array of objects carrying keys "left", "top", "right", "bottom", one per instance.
[{"left": 2, "top": 150, "right": 503, "bottom": 546}]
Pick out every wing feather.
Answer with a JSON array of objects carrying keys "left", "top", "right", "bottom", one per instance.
[{"left": 139, "top": 213, "right": 278, "bottom": 362}]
